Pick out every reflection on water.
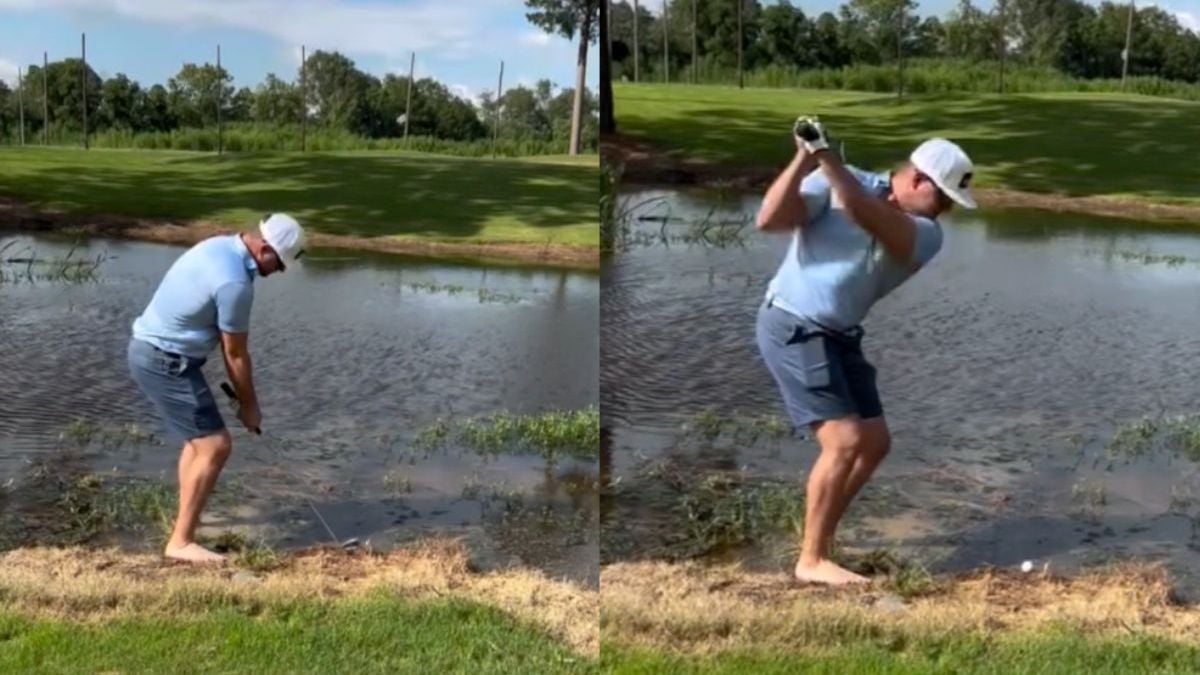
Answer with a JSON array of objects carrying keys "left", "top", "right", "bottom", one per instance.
[
  {"left": 602, "top": 188, "right": 1200, "bottom": 584},
  {"left": 0, "top": 234, "right": 598, "bottom": 585}
]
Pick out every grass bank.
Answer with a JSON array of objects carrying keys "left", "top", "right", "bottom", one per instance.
[
  {"left": 600, "top": 560, "right": 1200, "bottom": 673},
  {"left": 0, "top": 543, "right": 597, "bottom": 672},
  {"left": 607, "top": 84, "right": 1200, "bottom": 223},
  {"left": 0, "top": 147, "right": 598, "bottom": 269}
]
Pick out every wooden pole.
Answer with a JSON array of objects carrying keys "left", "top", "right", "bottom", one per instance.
[
  {"left": 17, "top": 67, "right": 24, "bottom": 146},
  {"left": 42, "top": 52, "right": 49, "bottom": 144},
  {"left": 736, "top": 0, "right": 743, "bottom": 89},
  {"left": 1121, "top": 0, "right": 1134, "bottom": 87},
  {"left": 692, "top": 0, "right": 698, "bottom": 84},
  {"left": 896, "top": 3, "right": 905, "bottom": 100},
  {"left": 633, "top": 0, "right": 640, "bottom": 82},
  {"left": 663, "top": 0, "right": 669, "bottom": 83},
  {"left": 492, "top": 60, "right": 504, "bottom": 158},
  {"left": 82, "top": 32, "right": 88, "bottom": 149},
  {"left": 217, "top": 44, "right": 223, "bottom": 155},
  {"left": 301, "top": 44, "right": 307, "bottom": 151},
  {"left": 404, "top": 51, "right": 415, "bottom": 145},
  {"left": 998, "top": 0, "right": 1006, "bottom": 94}
]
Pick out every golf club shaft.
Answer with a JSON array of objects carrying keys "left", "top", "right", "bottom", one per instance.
[{"left": 219, "top": 382, "right": 345, "bottom": 548}]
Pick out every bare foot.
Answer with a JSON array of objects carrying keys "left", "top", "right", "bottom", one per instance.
[
  {"left": 164, "top": 542, "right": 226, "bottom": 565},
  {"left": 794, "top": 559, "right": 869, "bottom": 586}
]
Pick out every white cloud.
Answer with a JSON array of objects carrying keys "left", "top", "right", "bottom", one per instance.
[
  {"left": 450, "top": 83, "right": 481, "bottom": 105},
  {"left": 0, "top": 57, "right": 18, "bottom": 87},
  {"left": 1173, "top": 10, "right": 1199, "bottom": 32},
  {"left": 519, "top": 31, "right": 553, "bottom": 47},
  {"left": 0, "top": 0, "right": 532, "bottom": 62}
]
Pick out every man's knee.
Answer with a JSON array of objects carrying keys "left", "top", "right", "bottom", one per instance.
[
  {"left": 188, "top": 430, "right": 232, "bottom": 462},
  {"left": 816, "top": 417, "right": 889, "bottom": 460}
]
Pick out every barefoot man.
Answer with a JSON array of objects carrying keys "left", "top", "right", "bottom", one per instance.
[
  {"left": 755, "top": 118, "right": 975, "bottom": 585},
  {"left": 128, "top": 214, "right": 306, "bottom": 563}
]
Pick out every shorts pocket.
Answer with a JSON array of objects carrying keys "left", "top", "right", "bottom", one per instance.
[{"left": 786, "top": 328, "right": 832, "bottom": 390}]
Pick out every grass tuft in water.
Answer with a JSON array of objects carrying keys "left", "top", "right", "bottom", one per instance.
[
  {"left": 679, "top": 474, "right": 806, "bottom": 557},
  {"left": 1107, "top": 415, "right": 1200, "bottom": 462},
  {"left": 411, "top": 408, "right": 599, "bottom": 463},
  {"left": 685, "top": 408, "right": 793, "bottom": 445},
  {"left": 0, "top": 240, "right": 109, "bottom": 284}
]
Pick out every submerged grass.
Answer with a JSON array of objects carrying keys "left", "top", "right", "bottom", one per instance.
[
  {"left": 1107, "top": 415, "right": 1200, "bottom": 462},
  {"left": 412, "top": 407, "right": 600, "bottom": 463},
  {"left": 0, "top": 239, "right": 109, "bottom": 284}
]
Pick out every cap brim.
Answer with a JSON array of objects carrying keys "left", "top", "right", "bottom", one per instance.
[{"left": 927, "top": 173, "right": 977, "bottom": 209}]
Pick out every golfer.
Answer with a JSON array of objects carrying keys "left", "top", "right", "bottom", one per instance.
[
  {"left": 128, "top": 214, "right": 306, "bottom": 564},
  {"left": 755, "top": 118, "right": 975, "bottom": 586}
]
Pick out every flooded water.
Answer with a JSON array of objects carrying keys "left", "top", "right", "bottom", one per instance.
[
  {"left": 0, "top": 234, "right": 598, "bottom": 585},
  {"left": 602, "top": 188, "right": 1200, "bottom": 586}
]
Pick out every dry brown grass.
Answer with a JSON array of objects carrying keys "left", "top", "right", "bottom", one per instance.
[
  {"left": 0, "top": 541, "right": 598, "bottom": 656},
  {"left": 601, "top": 559, "right": 1200, "bottom": 655}
]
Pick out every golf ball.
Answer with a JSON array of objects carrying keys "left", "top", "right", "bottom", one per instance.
[{"left": 1021, "top": 560, "right": 1034, "bottom": 573}]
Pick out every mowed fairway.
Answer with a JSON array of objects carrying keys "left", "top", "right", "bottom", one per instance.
[
  {"left": 0, "top": 148, "right": 598, "bottom": 247},
  {"left": 613, "top": 83, "right": 1200, "bottom": 206}
]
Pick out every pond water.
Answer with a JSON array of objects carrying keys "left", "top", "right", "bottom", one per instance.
[
  {"left": 0, "top": 234, "right": 599, "bottom": 585},
  {"left": 602, "top": 188, "right": 1200, "bottom": 586}
]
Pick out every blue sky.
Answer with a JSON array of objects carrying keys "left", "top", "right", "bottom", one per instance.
[{"left": 0, "top": 0, "right": 599, "bottom": 104}]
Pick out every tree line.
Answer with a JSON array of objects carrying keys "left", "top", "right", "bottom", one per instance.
[
  {"left": 609, "top": 0, "right": 1200, "bottom": 84},
  {"left": 0, "top": 50, "right": 598, "bottom": 151}
]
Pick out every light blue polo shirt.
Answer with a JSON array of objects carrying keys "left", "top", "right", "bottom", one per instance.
[
  {"left": 764, "top": 167, "right": 943, "bottom": 331},
  {"left": 132, "top": 235, "right": 257, "bottom": 358}
]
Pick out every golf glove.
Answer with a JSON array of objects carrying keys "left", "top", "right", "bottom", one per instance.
[{"left": 793, "top": 116, "right": 831, "bottom": 154}]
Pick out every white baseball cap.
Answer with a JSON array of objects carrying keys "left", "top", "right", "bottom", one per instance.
[
  {"left": 910, "top": 138, "right": 976, "bottom": 209},
  {"left": 259, "top": 213, "right": 306, "bottom": 266}
]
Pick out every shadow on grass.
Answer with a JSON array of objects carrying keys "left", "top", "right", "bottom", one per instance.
[
  {"left": 617, "top": 86, "right": 1200, "bottom": 202},
  {"left": 0, "top": 150, "right": 598, "bottom": 243}
]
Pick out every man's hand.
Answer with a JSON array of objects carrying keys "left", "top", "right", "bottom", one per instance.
[{"left": 794, "top": 116, "right": 831, "bottom": 154}]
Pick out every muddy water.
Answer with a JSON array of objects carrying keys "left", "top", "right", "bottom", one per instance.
[
  {"left": 0, "top": 234, "right": 598, "bottom": 585},
  {"left": 602, "top": 188, "right": 1200, "bottom": 585}
]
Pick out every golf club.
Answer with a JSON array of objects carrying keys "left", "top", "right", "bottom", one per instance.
[{"left": 219, "top": 382, "right": 359, "bottom": 553}]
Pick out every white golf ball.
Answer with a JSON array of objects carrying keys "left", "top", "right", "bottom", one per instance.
[{"left": 1021, "top": 560, "right": 1034, "bottom": 573}]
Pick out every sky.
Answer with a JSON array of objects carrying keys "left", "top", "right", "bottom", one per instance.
[
  {"left": 633, "top": 0, "right": 1200, "bottom": 33},
  {"left": 0, "top": 0, "right": 599, "bottom": 105}
]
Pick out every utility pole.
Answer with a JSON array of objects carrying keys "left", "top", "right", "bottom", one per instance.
[
  {"left": 692, "top": 0, "right": 698, "bottom": 84},
  {"left": 663, "top": 0, "right": 669, "bottom": 83},
  {"left": 217, "top": 44, "right": 223, "bottom": 155},
  {"left": 42, "top": 52, "right": 49, "bottom": 145},
  {"left": 633, "top": 0, "right": 640, "bottom": 82},
  {"left": 1121, "top": 0, "right": 1135, "bottom": 87},
  {"left": 736, "top": 0, "right": 743, "bottom": 89},
  {"left": 493, "top": 60, "right": 504, "bottom": 158},
  {"left": 404, "top": 51, "right": 415, "bottom": 145},
  {"left": 17, "top": 67, "right": 24, "bottom": 146},
  {"left": 82, "top": 33, "right": 88, "bottom": 150}
]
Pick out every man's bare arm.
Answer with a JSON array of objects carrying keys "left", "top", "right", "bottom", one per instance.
[
  {"left": 756, "top": 150, "right": 820, "bottom": 233},
  {"left": 220, "top": 331, "right": 260, "bottom": 429},
  {"left": 814, "top": 151, "right": 917, "bottom": 262}
]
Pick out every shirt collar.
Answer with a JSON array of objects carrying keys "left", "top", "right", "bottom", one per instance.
[{"left": 233, "top": 234, "right": 259, "bottom": 280}]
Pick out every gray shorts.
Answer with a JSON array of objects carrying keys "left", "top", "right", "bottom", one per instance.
[
  {"left": 127, "top": 337, "right": 226, "bottom": 444},
  {"left": 755, "top": 301, "right": 883, "bottom": 429}
]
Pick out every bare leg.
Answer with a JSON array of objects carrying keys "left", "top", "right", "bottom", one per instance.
[
  {"left": 794, "top": 417, "right": 872, "bottom": 586},
  {"left": 829, "top": 417, "right": 891, "bottom": 530},
  {"left": 165, "top": 430, "right": 232, "bottom": 564}
]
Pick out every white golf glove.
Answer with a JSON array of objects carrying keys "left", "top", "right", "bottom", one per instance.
[{"left": 793, "top": 116, "right": 831, "bottom": 154}]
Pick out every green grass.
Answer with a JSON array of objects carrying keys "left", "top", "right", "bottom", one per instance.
[
  {"left": 602, "top": 633, "right": 1200, "bottom": 674},
  {"left": 0, "top": 596, "right": 592, "bottom": 674},
  {"left": 614, "top": 83, "right": 1200, "bottom": 206},
  {"left": 0, "top": 147, "right": 598, "bottom": 247}
]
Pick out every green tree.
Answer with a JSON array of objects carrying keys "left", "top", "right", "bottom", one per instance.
[
  {"left": 142, "top": 84, "right": 175, "bottom": 132},
  {"left": 168, "top": 63, "right": 233, "bottom": 127},
  {"left": 252, "top": 74, "right": 302, "bottom": 124},
  {"left": 301, "top": 50, "right": 374, "bottom": 130},
  {"left": 525, "top": 0, "right": 599, "bottom": 155},
  {"left": 98, "top": 74, "right": 142, "bottom": 130}
]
